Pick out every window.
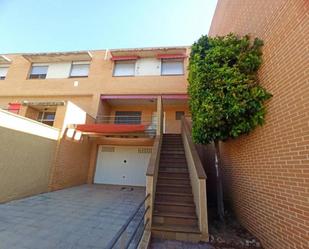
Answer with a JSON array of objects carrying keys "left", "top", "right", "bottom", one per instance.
[
  {"left": 161, "top": 59, "right": 184, "bottom": 75},
  {"left": 113, "top": 60, "right": 135, "bottom": 76},
  {"left": 176, "top": 111, "right": 185, "bottom": 120},
  {"left": 70, "top": 62, "right": 90, "bottom": 77},
  {"left": 37, "top": 111, "right": 56, "bottom": 126},
  {"left": 114, "top": 111, "right": 141, "bottom": 124},
  {"left": 0, "top": 66, "right": 9, "bottom": 80},
  {"left": 29, "top": 65, "right": 48, "bottom": 79}
]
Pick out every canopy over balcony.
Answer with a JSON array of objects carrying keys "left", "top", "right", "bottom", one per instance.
[
  {"left": 23, "top": 51, "right": 92, "bottom": 63},
  {"left": 76, "top": 123, "right": 148, "bottom": 133},
  {"left": 110, "top": 46, "right": 188, "bottom": 59},
  {"left": 0, "top": 55, "right": 11, "bottom": 64}
]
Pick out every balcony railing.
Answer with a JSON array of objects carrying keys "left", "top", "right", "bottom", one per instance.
[{"left": 95, "top": 115, "right": 157, "bottom": 136}]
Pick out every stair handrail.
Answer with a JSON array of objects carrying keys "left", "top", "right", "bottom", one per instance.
[
  {"left": 181, "top": 117, "right": 206, "bottom": 179},
  {"left": 105, "top": 194, "right": 150, "bottom": 249},
  {"left": 181, "top": 116, "right": 208, "bottom": 240},
  {"left": 145, "top": 135, "right": 162, "bottom": 229}
]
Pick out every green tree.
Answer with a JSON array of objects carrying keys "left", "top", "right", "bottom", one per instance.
[{"left": 188, "top": 34, "right": 272, "bottom": 221}]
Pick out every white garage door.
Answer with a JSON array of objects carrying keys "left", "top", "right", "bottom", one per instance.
[{"left": 94, "top": 146, "right": 152, "bottom": 186}]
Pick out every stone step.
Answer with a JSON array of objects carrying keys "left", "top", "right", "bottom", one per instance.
[
  {"left": 156, "top": 184, "right": 192, "bottom": 194},
  {"left": 151, "top": 223, "right": 205, "bottom": 242},
  {"left": 153, "top": 211, "right": 198, "bottom": 226},
  {"left": 154, "top": 201, "right": 196, "bottom": 214},
  {"left": 158, "top": 168, "right": 188, "bottom": 173},
  {"left": 155, "top": 192, "right": 193, "bottom": 203},
  {"left": 158, "top": 170, "right": 189, "bottom": 178},
  {"left": 157, "top": 176, "right": 190, "bottom": 185}
]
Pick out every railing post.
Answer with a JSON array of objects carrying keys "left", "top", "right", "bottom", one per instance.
[{"left": 156, "top": 96, "right": 162, "bottom": 135}]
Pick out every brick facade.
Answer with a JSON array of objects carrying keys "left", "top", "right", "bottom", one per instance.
[
  {"left": 209, "top": 1, "right": 309, "bottom": 249},
  {"left": 48, "top": 138, "right": 92, "bottom": 191}
]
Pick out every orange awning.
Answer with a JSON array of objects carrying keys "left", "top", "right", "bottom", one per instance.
[{"left": 76, "top": 124, "right": 148, "bottom": 133}]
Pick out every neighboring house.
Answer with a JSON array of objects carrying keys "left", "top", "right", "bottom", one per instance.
[
  {"left": 0, "top": 47, "right": 208, "bottom": 242},
  {"left": 209, "top": 1, "right": 308, "bottom": 249}
]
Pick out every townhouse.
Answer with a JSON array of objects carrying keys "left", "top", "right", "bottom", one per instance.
[{"left": 0, "top": 47, "right": 208, "bottom": 242}]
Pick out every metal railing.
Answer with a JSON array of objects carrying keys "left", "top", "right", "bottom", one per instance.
[
  {"left": 95, "top": 115, "right": 157, "bottom": 136},
  {"left": 105, "top": 194, "right": 150, "bottom": 249}
]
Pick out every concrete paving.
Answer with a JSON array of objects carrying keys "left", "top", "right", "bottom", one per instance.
[{"left": 0, "top": 184, "right": 145, "bottom": 249}]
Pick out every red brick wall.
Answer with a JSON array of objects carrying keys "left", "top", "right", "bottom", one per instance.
[
  {"left": 209, "top": 1, "right": 309, "bottom": 249},
  {"left": 49, "top": 138, "right": 92, "bottom": 191}
]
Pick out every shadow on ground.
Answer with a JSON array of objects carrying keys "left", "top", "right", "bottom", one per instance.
[{"left": 149, "top": 205, "right": 263, "bottom": 249}]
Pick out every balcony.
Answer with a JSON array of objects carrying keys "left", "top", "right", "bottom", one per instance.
[{"left": 75, "top": 114, "right": 157, "bottom": 138}]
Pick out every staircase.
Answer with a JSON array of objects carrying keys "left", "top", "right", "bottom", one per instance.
[{"left": 152, "top": 134, "right": 203, "bottom": 241}]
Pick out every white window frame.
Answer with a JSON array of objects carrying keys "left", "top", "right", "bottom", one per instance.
[
  {"left": 0, "top": 66, "right": 9, "bottom": 80},
  {"left": 37, "top": 111, "right": 56, "bottom": 126},
  {"left": 69, "top": 61, "right": 90, "bottom": 78},
  {"left": 29, "top": 64, "right": 49, "bottom": 79},
  {"left": 161, "top": 58, "right": 184, "bottom": 76},
  {"left": 113, "top": 60, "right": 136, "bottom": 77}
]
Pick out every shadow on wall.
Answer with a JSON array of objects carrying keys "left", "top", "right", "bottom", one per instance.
[
  {"left": 0, "top": 110, "right": 58, "bottom": 203},
  {"left": 195, "top": 143, "right": 217, "bottom": 206}
]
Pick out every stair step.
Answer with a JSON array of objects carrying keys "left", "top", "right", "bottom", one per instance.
[
  {"left": 154, "top": 211, "right": 197, "bottom": 219},
  {"left": 152, "top": 223, "right": 200, "bottom": 234},
  {"left": 151, "top": 223, "right": 206, "bottom": 242},
  {"left": 155, "top": 195, "right": 193, "bottom": 204},
  {"left": 157, "top": 178, "right": 191, "bottom": 186},
  {"left": 160, "top": 157, "right": 187, "bottom": 160},
  {"left": 156, "top": 191, "right": 192, "bottom": 197},
  {"left": 159, "top": 176, "right": 190, "bottom": 180},
  {"left": 156, "top": 192, "right": 193, "bottom": 203},
  {"left": 159, "top": 168, "right": 188, "bottom": 174},
  {"left": 153, "top": 212, "right": 198, "bottom": 226},
  {"left": 155, "top": 202, "right": 196, "bottom": 214},
  {"left": 161, "top": 150, "right": 185, "bottom": 155},
  {"left": 158, "top": 171, "right": 189, "bottom": 178},
  {"left": 156, "top": 186, "right": 192, "bottom": 194},
  {"left": 155, "top": 201, "right": 195, "bottom": 207},
  {"left": 157, "top": 183, "right": 191, "bottom": 188},
  {"left": 162, "top": 141, "right": 183, "bottom": 144},
  {"left": 159, "top": 162, "right": 188, "bottom": 169},
  {"left": 159, "top": 163, "right": 187, "bottom": 167}
]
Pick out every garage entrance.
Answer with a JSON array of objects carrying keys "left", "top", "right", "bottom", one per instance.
[{"left": 94, "top": 145, "right": 152, "bottom": 186}]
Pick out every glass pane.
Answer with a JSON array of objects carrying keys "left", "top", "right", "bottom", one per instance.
[
  {"left": 113, "top": 61, "right": 135, "bottom": 76},
  {"left": 38, "top": 112, "right": 43, "bottom": 120},
  {"left": 43, "top": 112, "right": 55, "bottom": 120},
  {"left": 114, "top": 111, "right": 141, "bottom": 124},
  {"left": 161, "top": 59, "right": 184, "bottom": 75},
  {"left": 176, "top": 111, "right": 185, "bottom": 120},
  {"left": 70, "top": 64, "right": 89, "bottom": 77},
  {"left": 31, "top": 66, "right": 48, "bottom": 75}
]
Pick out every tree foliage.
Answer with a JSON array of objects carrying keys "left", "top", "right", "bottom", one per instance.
[{"left": 188, "top": 34, "right": 272, "bottom": 144}]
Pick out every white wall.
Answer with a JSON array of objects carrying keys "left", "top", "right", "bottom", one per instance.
[
  {"left": 46, "top": 62, "right": 71, "bottom": 79},
  {"left": 135, "top": 58, "right": 161, "bottom": 76},
  {"left": 0, "top": 109, "right": 59, "bottom": 140}
]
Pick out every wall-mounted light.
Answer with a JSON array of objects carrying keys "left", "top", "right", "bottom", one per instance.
[{"left": 73, "top": 81, "right": 79, "bottom": 87}]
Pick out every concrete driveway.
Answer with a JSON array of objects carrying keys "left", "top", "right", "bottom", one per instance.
[{"left": 0, "top": 184, "right": 145, "bottom": 249}]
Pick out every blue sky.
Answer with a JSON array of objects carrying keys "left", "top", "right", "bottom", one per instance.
[{"left": 0, "top": 0, "right": 217, "bottom": 53}]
